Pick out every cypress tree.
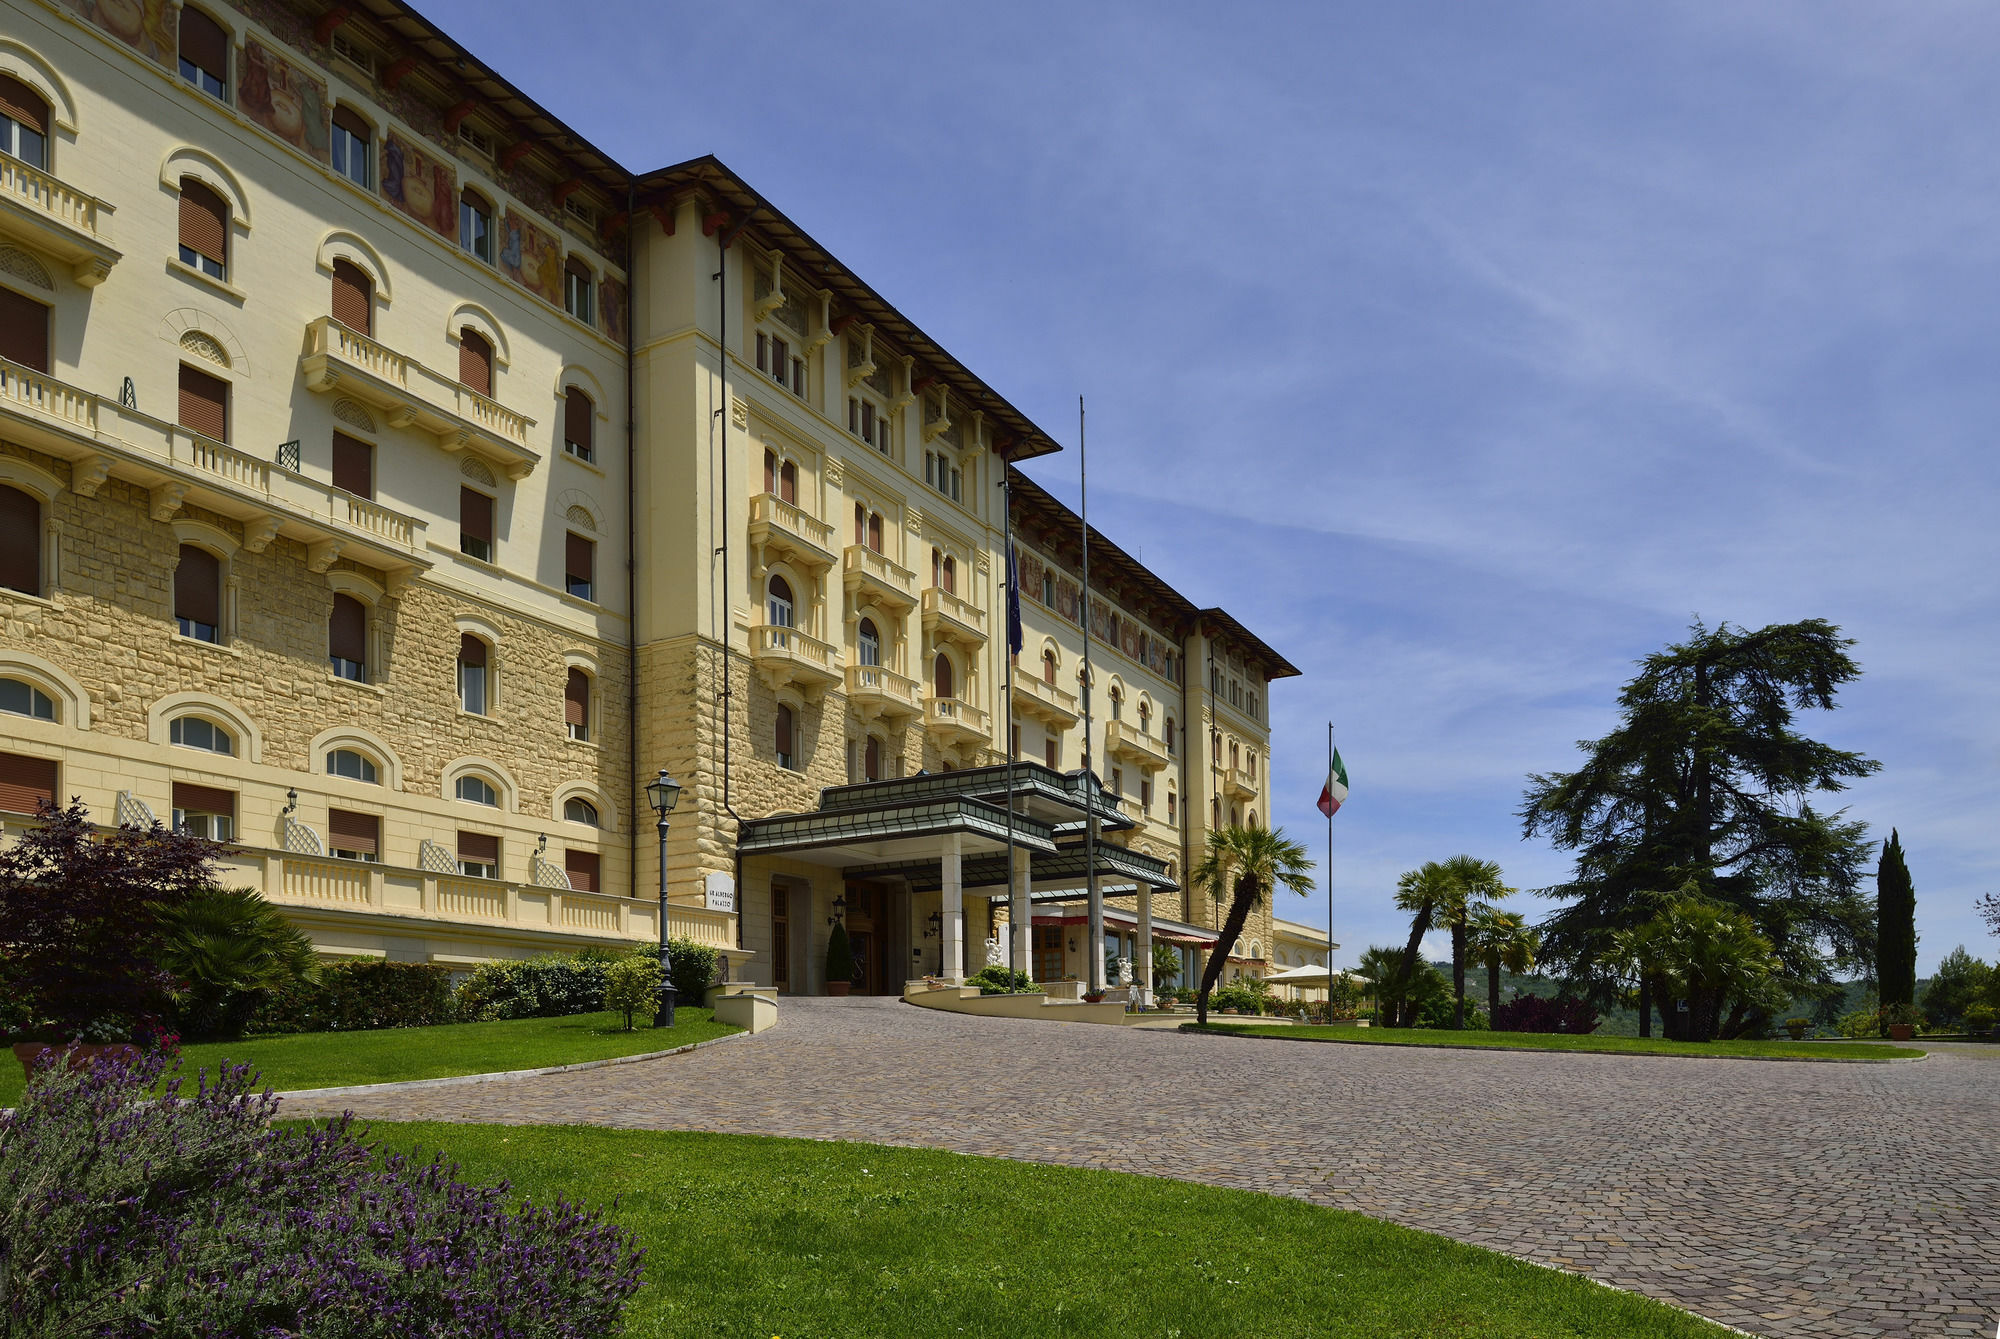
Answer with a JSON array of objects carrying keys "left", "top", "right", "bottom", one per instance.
[{"left": 1876, "top": 830, "right": 1917, "bottom": 1010}]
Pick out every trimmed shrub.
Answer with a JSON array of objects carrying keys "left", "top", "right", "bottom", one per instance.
[
  {"left": 665, "top": 937, "right": 721, "bottom": 1002},
  {"left": 968, "top": 966, "right": 1038, "bottom": 995},
  {"left": 825, "top": 921, "right": 857, "bottom": 986},
  {"left": 455, "top": 955, "right": 610, "bottom": 1022},
  {"left": 0, "top": 1050, "right": 643, "bottom": 1335},
  {"left": 249, "top": 960, "right": 455, "bottom": 1034},
  {"left": 1209, "top": 982, "right": 1265, "bottom": 1015},
  {"left": 1490, "top": 994, "right": 1600, "bottom": 1034},
  {"left": 605, "top": 956, "right": 662, "bottom": 1030}
]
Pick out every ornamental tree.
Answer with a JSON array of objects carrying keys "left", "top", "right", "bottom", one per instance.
[{"left": 1875, "top": 830, "right": 1917, "bottom": 1014}]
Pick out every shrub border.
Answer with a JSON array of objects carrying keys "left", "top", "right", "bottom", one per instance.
[{"left": 1178, "top": 1025, "right": 1930, "bottom": 1063}]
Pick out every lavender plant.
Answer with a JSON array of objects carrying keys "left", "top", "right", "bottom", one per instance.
[{"left": 0, "top": 1051, "right": 645, "bottom": 1337}]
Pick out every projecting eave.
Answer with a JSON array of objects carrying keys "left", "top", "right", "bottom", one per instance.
[{"left": 1198, "top": 607, "right": 1301, "bottom": 681}]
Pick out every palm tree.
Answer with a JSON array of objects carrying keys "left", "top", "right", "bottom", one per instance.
[
  {"left": 1355, "top": 944, "right": 1407, "bottom": 1024},
  {"left": 1469, "top": 906, "right": 1537, "bottom": 1024},
  {"left": 1439, "top": 855, "right": 1511, "bottom": 1029},
  {"left": 155, "top": 886, "right": 318, "bottom": 1039},
  {"left": 1191, "top": 825, "right": 1315, "bottom": 1025},
  {"left": 1391, "top": 862, "right": 1452, "bottom": 1027}
]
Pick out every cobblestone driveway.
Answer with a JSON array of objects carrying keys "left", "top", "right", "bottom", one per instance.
[{"left": 283, "top": 998, "right": 2000, "bottom": 1338}]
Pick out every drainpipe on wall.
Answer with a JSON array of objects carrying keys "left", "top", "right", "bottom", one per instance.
[{"left": 624, "top": 182, "right": 638, "bottom": 902}]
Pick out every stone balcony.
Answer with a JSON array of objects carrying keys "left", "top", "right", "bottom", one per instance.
[
  {"left": 0, "top": 357, "right": 430, "bottom": 583},
  {"left": 1224, "top": 766, "right": 1259, "bottom": 802},
  {"left": 846, "top": 662, "right": 920, "bottom": 722},
  {"left": 1011, "top": 672, "right": 1079, "bottom": 728},
  {"left": 843, "top": 543, "right": 917, "bottom": 612},
  {"left": 922, "top": 586, "right": 987, "bottom": 648},
  {"left": 751, "top": 622, "right": 842, "bottom": 698},
  {"left": 749, "top": 493, "right": 837, "bottom": 572},
  {"left": 1104, "top": 719, "right": 1171, "bottom": 773},
  {"left": 299, "top": 316, "right": 540, "bottom": 480},
  {"left": 0, "top": 156, "right": 119, "bottom": 286},
  {"left": 924, "top": 694, "right": 991, "bottom": 746}
]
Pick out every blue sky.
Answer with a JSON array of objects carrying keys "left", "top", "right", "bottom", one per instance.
[{"left": 436, "top": 0, "right": 1998, "bottom": 974}]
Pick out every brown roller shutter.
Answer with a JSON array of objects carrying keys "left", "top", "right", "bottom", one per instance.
[
  {"left": 564, "top": 668, "right": 588, "bottom": 727},
  {"left": 0, "top": 75, "right": 48, "bottom": 137},
  {"left": 565, "top": 532, "right": 592, "bottom": 585},
  {"left": 457, "top": 633, "right": 486, "bottom": 667},
  {"left": 172, "top": 781, "right": 235, "bottom": 817},
  {"left": 331, "top": 432, "right": 372, "bottom": 498},
  {"left": 327, "top": 807, "right": 379, "bottom": 855},
  {"left": 460, "top": 487, "right": 492, "bottom": 544},
  {"left": 0, "top": 287, "right": 49, "bottom": 373},
  {"left": 179, "top": 9, "right": 229, "bottom": 83},
  {"left": 564, "top": 849, "right": 600, "bottom": 893},
  {"left": 457, "top": 830, "right": 498, "bottom": 863},
  {"left": 457, "top": 329, "right": 491, "bottom": 395},
  {"left": 178, "top": 179, "right": 228, "bottom": 266},
  {"left": 564, "top": 387, "right": 592, "bottom": 452},
  {"left": 0, "top": 752, "right": 56, "bottom": 814},
  {"left": 331, "top": 104, "right": 371, "bottom": 141},
  {"left": 0, "top": 486, "right": 38, "bottom": 594},
  {"left": 178, "top": 364, "right": 228, "bottom": 441},
  {"left": 331, "top": 259, "right": 371, "bottom": 335},
  {"left": 174, "top": 545, "right": 221, "bottom": 628},
  {"left": 329, "top": 594, "right": 367, "bottom": 664}
]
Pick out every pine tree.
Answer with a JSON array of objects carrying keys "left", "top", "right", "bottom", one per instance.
[{"left": 1875, "top": 830, "right": 1917, "bottom": 1010}]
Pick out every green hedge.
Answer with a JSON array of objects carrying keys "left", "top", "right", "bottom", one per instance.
[{"left": 249, "top": 961, "right": 455, "bottom": 1034}]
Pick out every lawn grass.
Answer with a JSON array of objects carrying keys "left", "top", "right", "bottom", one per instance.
[
  {"left": 1186, "top": 1021, "right": 1925, "bottom": 1061},
  {"left": 347, "top": 1121, "right": 1737, "bottom": 1339},
  {"left": 0, "top": 1010, "right": 735, "bottom": 1109}
]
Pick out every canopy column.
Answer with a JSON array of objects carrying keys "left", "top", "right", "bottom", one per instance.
[
  {"left": 941, "top": 832, "right": 964, "bottom": 981},
  {"left": 1011, "top": 848, "right": 1033, "bottom": 978},
  {"left": 1135, "top": 880, "right": 1154, "bottom": 1007}
]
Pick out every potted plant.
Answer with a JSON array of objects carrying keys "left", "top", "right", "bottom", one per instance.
[
  {"left": 1882, "top": 1002, "right": 1920, "bottom": 1042},
  {"left": 1784, "top": 1017, "right": 1810, "bottom": 1040},
  {"left": 823, "top": 922, "right": 855, "bottom": 997}
]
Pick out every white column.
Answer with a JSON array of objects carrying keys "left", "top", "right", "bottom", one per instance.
[
  {"left": 1011, "top": 848, "right": 1033, "bottom": 977},
  {"left": 941, "top": 832, "right": 964, "bottom": 981},
  {"left": 1135, "top": 879, "right": 1154, "bottom": 1007}
]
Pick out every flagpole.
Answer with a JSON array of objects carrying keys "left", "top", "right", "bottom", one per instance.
[
  {"left": 1002, "top": 457, "right": 1016, "bottom": 978},
  {"left": 1327, "top": 720, "right": 1335, "bottom": 1015},
  {"left": 1080, "top": 394, "right": 1104, "bottom": 996}
]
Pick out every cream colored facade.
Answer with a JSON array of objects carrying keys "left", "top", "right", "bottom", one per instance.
[{"left": 0, "top": 0, "right": 1297, "bottom": 990}]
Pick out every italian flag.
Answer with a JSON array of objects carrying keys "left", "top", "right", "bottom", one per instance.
[{"left": 1317, "top": 749, "right": 1350, "bottom": 818}]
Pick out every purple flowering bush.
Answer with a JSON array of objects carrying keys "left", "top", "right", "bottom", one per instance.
[
  {"left": 0, "top": 1051, "right": 645, "bottom": 1336},
  {"left": 1490, "top": 994, "right": 1601, "bottom": 1034}
]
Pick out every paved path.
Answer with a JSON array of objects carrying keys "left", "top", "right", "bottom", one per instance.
[{"left": 283, "top": 999, "right": 2000, "bottom": 1338}]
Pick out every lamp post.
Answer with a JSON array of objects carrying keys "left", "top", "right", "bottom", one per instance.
[
  {"left": 925, "top": 908, "right": 943, "bottom": 975},
  {"left": 645, "top": 768, "right": 683, "bottom": 1028}
]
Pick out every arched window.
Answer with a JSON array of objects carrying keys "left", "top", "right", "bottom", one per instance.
[
  {"left": 1108, "top": 685, "right": 1122, "bottom": 721},
  {"left": 170, "top": 715, "right": 234, "bottom": 755},
  {"left": 775, "top": 702, "right": 796, "bottom": 770},
  {"left": 853, "top": 501, "right": 866, "bottom": 546},
  {"left": 328, "top": 594, "right": 367, "bottom": 681},
  {"left": 330, "top": 106, "right": 371, "bottom": 188},
  {"left": 0, "top": 75, "right": 50, "bottom": 170},
  {"left": 931, "top": 547, "right": 941, "bottom": 588},
  {"left": 564, "top": 386, "right": 594, "bottom": 462},
  {"left": 764, "top": 448, "right": 778, "bottom": 495},
  {"left": 857, "top": 617, "right": 880, "bottom": 667},
  {"left": 766, "top": 575, "right": 794, "bottom": 631},
  {"left": 457, "top": 634, "right": 489, "bottom": 715},
  {"left": 779, "top": 459, "right": 797, "bottom": 505},
  {"left": 1230, "top": 741, "right": 1240, "bottom": 769},
  {"left": 1211, "top": 796, "right": 1220, "bottom": 828},
  {"left": 331, "top": 258, "right": 372, "bottom": 335},
  {"left": 0, "top": 486, "right": 40, "bottom": 596},
  {"left": 564, "top": 796, "right": 600, "bottom": 826},
  {"left": 565, "top": 667, "right": 591, "bottom": 742},
  {"left": 0, "top": 678, "right": 54, "bottom": 721},
  {"left": 933, "top": 652, "right": 954, "bottom": 700},
  {"left": 1165, "top": 716, "right": 1176, "bottom": 756},
  {"left": 1040, "top": 570, "right": 1054, "bottom": 606},
  {"left": 1166, "top": 787, "right": 1177, "bottom": 823},
  {"left": 174, "top": 544, "right": 222, "bottom": 643},
  {"left": 460, "top": 189, "right": 493, "bottom": 263},
  {"left": 942, "top": 555, "right": 956, "bottom": 594},
  {"left": 863, "top": 735, "right": 882, "bottom": 782},
  {"left": 867, "top": 512, "right": 883, "bottom": 552},
  {"left": 455, "top": 773, "right": 499, "bottom": 806},
  {"left": 177, "top": 177, "right": 228, "bottom": 280},
  {"left": 1041, "top": 649, "right": 1056, "bottom": 685},
  {"left": 1248, "top": 810, "right": 1257, "bottom": 828},
  {"left": 458, "top": 327, "right": 493, "bottom": 395},
  {"left": 178, "top": 7, "right": 229, "bottom": 98},
  {"left": 1138, "top": 699, "right": 1151, "bottom": 733},
  {"left": 326, "top": 748, "right": 379, "bottom": 783}
]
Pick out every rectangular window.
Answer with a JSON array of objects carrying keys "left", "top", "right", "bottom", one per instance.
[
  {"left": 564, "top": 849, "right": 601, "bottom": 893},
  {"left": 1044, "top": 736, "right": 1058, "bottom": 769},
  {"left": 459, "top": 487, "right": 493, "bottom": 562},
  {"left": 0, "top": 485, "right": 38, "bottom": 595},
  {"left": 460, "top": 190, "right": 492, "bottom": 263},
  {"left": 173, "top": 544, "right": 221, "bottom": 642},
  {"left": 331, "top": 431, "right": 373, "bottom": 499},
  {"left": 565, "top": 532, "right": 595, "bottom": 602},
  {"left": 457, "top": 633, "right": 488, "bottom": 715},
  {"left": 0, "top": 751, "right": 56, "bottom": 814},
  {"left": 564, "top": 259, "right": 594, "bottom": 325},
  {"left": 1140, "top": 777, "right": 1152, "bottom": 813},
  {"left": 1167, "top": 791, "right": 1177, "bottom": 822},
  {"left": 771, "top": 886, "right": 791, "bottom": 989},
  {"left": 177, "top": 8, "right": 228, "bottom": 99},
  {"left": 327, "top": 807, "right": 380, "bottom": 862},
  {"left": 0, "top": 286, "right": 49, "bottom": 373},
  {"left": 171, "top": 781, "right": 235, "bottom": 841},
  {"left": 564, "top": 387, "right": 594, "bottom": 462},
  {"left": 177, "top": 180, "right": 229, "bottom": 279},
  {"left": 456, "top": 830, "right": 498, "bottom": 879},
  {"left": 328, "top": 594, "right": 367, "bottom": 681},
  {"left": 178, "top": 363, "right": 228, "bottom": 442},
  {"left": 330, "top": 107, "right": 371, "bottom": 188},
  {"left": 331, "top": 258, "right": 372, "bottom": 335},
  {"left": 564, "top": 667, "right": 590, "bottom": 742},
  {"left": 1111, "top": 766, "right": 1123, "bottom": 796}
]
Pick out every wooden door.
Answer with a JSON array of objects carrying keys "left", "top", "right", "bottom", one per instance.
[{"left": 1033, "top": 924, "right": 1065, "bottom": 983}]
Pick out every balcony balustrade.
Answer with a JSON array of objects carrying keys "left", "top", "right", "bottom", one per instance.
[
  {"left": 749, "top": 493, "right": 837, "bottom": 571},
  {"left": 0, "top": 156, "right": 119, "bottom": 285},
  {"left": 1105, "top": 719, "right": 1171, "bottom": 773},
  {"left": 1224, "top": 766, "right": 1259, "bottom": 802},
  {"left": 924, "top": 694, "right": 991, "bottom": 746},
  {"left": 845, "top": 662, "right": 920, "bottom": 721},
  {"left": 921, "top": 586, "right": 987, "bottom": 648},
  {"left": 751, "top": 621, "right": 842, "bottom": 697},
  {"left": 842, "top": 543, "right": 917, "bottom": 611},
  {"left": 1011, "top": 672, "right": 1079, "bottom": 728}
]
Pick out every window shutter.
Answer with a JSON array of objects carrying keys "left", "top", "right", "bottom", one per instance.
[
  {"left": 0, "top": 287, "right": 49, "bottom": 373},
  {"left": 178, "top": 363, "right": 228, "bottom": 441},
  {"left": 763, "top": 449, "right": 775, "bottom": 495},
  {"left": 331, "top": 259, "right": 371, "bottom": 334},
  {"left": 565, "top": 532, "right": 592, "bottom": 584},
  {"left": 564, "top": 668, "right": 588, "bottom": 727},
  {"left": 564, "top": 387, "right": 592, "bottom": 451},
  {"left": 564, "top": 849, "right": 600, "bottom": 893},
  {"left": 457, "top": 830, "right": 498, "bottom": 863},
  {"left": 330, "top": 104, "right": 371, "bottom": 141},
  {"left": 779, "top": 461, "right": 796, "bottom": 504},
  {"left": 174, "top": 545, "right": 221, "bottom": 627},
  {"left": 0, "top": 76, "right": 48, "bottom": 137},
  {"left": 178, "top": 8, "right": 229, "bottom": 82},
  {"left": 459, "top": 487, "right": 493, "bottom": 544},
  {"left": 172, "top": 781, "right": 235, "bottom": 817},
  {"left": 775, "top": 703, "right": 793, "bottom": 756},
  {"left": 457, "top": 633, "right": 486, "bottom": 668},
  {"left": 178, "top": 179, "right": 228, "bottom": 265},
  {"left": 327, "top": 807, "right": 379, "bottom": 854},
  {"left": 458, "top": 329, "right": 491, "bottom": 395},
  {"left": 0, "top": 752, "right": 56, "bottom": 814},
  {"left": 329, "top": 594, "right": 367, "bottom": 664},
  {"left": 0, "top": 486, "right": 38, "bottom": 594},
  {"left": 331, "top": 432, "right": 373, "bottom": 498}
]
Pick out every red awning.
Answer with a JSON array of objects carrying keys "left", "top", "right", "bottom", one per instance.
[{"left": 1030, "top": 912, "right": 1217, "bottom": 947}]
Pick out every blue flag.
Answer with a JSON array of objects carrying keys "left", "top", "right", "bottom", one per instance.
[{"left": 1006, "top": 542, "right": 1023, "bottom": 656}]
